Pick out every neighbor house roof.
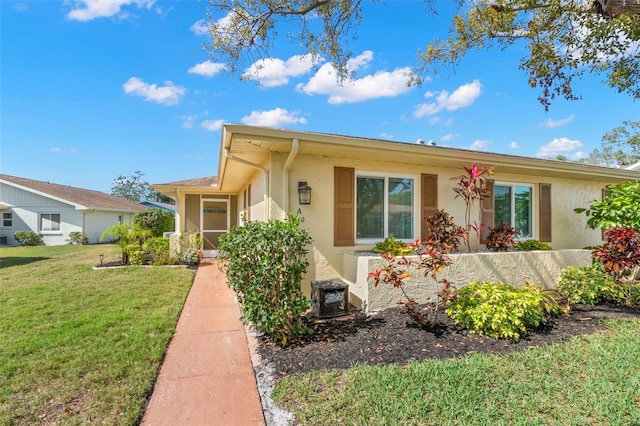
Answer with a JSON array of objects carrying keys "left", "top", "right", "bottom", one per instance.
[
  {"left": 0, "top": 174, "right": 146, "bottom": 212},
  {"left": 156, "top": 176, "right": 218, "bottom": 187},
  {"left": 139, "top": 200, "right": 176, "bottom": 212}
]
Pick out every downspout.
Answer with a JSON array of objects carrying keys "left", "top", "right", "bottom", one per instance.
[
  {"left": 282, "top": 138, "right": 299, "bottom": 218},
  {"left": 224, "top": 148, "right": 271, "bottom": 220}
]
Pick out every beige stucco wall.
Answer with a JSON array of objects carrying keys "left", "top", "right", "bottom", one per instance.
[
  {"left": 276, "top": 153, "right": 609, "bottom": 292},
  {"left": 345, "top": 249, "right": 592, "bottom": 312}
]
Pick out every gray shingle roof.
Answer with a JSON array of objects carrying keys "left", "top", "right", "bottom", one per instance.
[
  {"left": 155, "top": 176, "right": 218, "bottom": 187},
  {"left": 0, "top": 174, "right": 146, "bottom": 212}
]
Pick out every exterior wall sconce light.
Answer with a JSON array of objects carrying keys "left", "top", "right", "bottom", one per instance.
[{"left": 298, "top": 181, "right": 312, "bottom": 205}]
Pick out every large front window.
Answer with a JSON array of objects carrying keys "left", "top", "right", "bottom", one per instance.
[
  {"left": 356, "top": 176, "right": 414, "bottom": 241},
  {"left": 40, "top": 213, "right": 61, "bottom": 232},
  {"left": 494, "top": 185, "right": 532, "bottom": 238}
]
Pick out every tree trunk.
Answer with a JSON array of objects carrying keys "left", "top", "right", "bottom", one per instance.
[{"left": 595, "top": 0, "right": 640, "bottom": 18}]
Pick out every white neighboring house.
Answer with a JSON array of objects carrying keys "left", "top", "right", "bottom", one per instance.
[{"left": 0, "top": 174, "right": 147, "bottom": 246}]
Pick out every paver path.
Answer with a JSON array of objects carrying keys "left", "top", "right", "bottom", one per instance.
[{"left": 141, "top": 259, "right": 265, "bottom": 426}]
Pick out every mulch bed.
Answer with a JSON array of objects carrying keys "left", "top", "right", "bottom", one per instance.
[{"left": 257, "top": 303, "right": 640, "bottom": 378}]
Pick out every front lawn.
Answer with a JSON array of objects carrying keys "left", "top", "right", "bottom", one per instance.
[
  {"left": 0, "top": 244, "right": 194, "bottom": 425},
  {"left": 273, "top": 318, "right": 640, "bottom": 425}
]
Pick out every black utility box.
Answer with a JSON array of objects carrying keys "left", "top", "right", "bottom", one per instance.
[{"left": 311, "top": 279, "right": 349, "bottom": 318}]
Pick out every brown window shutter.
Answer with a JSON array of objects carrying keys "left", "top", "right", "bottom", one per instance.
[
  {"left": 420, "top": 174, "right": 438, "bottom": 242},
  {"left": 334, "top": 167, "right": 355, "bottom": 246},
  {"left": 481, "top": 180, "right": 495, "bottom": 241},
  {"left": 539, "top": 183, "right": 552, "bottom": 243}
]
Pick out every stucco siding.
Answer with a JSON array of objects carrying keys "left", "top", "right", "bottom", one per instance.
[{"left": 269, "top": 153, "right": 616, "bottom": 293}]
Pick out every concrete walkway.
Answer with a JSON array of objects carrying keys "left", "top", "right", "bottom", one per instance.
[{"left": 141, "top": 259, "right": 266, "bottom": 426}]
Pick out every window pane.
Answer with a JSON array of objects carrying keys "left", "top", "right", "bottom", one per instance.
[
  {"left": 388, "top": 178, "right": 413, "bottom": 239},
  {"left": 494, "top": 186, "right": 511, "bottom": 227},
  {"left": 2, "top": 212, "right": 11, "bottom": 227},
  {"left": 514, "top": 186, "right": 532, "bottom": 238},
  {"left": 40, "top": 214, "right": 61, "bottom": 232},
  {"left": 356, "top": 177, "right": 384, "bottom": 239}
]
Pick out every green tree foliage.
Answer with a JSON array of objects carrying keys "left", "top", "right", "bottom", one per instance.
[
  {"left": 574, "top": 180, "right": 640, "bottom": 231},
  {"left": 132, "top": 208, "right": 175, "bottom": 237},
  {"left": 111, "top": 171, "right": 175, "bottom": 204},
  {"left": 217, "top": 214, "right": 313, "bottom": 345},
  {"left": 585, "top": 120, "right": 640, "bottom": 166},
  {"left": 204, "top": 0, "right": 640, "bottom": 109}
]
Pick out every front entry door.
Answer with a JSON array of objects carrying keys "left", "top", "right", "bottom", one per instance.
[{"left": 201, "top": 199, "right": 229, "bottom": 257}]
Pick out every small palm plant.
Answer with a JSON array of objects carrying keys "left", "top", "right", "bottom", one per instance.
[{"left": 100, "top": 223, "right": 151, "bottom": 264}]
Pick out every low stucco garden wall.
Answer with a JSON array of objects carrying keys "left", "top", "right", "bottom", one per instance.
[{"left": 343, "top": 249, "right": 592, "bottom": 313}]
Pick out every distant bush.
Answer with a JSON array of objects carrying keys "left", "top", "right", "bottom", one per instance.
[
  {"left": 484, "top": 221, "right": 518, "bottom": 252},
  {"left": 14, "top": 231, "right": 44, "bottom": 246},
  {"left": 66, "top": 231, "right": 89, "bottom": 245},
  {"left": 372, "top": 236, "right": 413, "bottom": 256},
  {"left": 133, "top": 208, "right": 174, "bottom": 237},
  {"left": 143, "top": 237, "right": 175, "bottom": 265},
  {"left": 516, "top": 239, "right": 552, "bottom": 251},
  {"left": 447, "top": 281, "right": 566, "bottom": 341}
]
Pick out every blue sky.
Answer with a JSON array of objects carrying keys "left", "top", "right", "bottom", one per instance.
[{"left": 2, "top": 0, "right": 639, "bottom": 194}]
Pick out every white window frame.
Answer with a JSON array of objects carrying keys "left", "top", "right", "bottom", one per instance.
[
  {"left": 39, "top": 212, "right": 61, "bottom": 233},
  {"left": 355, "top": 172, "right": 417, "bottom": 244},
  {"left": 493, "top": 182, "right": 534, "bottom": 240},
  {"left": 2, "top": 212, "right": 12, "bottom": 228}
]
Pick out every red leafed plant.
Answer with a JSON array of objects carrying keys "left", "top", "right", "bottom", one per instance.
[
  {"left": 592, "top": 227, "right": 640, "bottom": 304},
  {"left": 451, "top": 164, "right": 494, "bottom": 252},
  {"left": 368, "top": 242, "right": 455, "bottom": 329}
]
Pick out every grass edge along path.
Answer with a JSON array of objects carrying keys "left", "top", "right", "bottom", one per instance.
[
  {"left": 273, "top": 319, "right": 640, "bottom": 425},
  {"left": 0, "top": 245, "right": 195, "bottom": 425}
]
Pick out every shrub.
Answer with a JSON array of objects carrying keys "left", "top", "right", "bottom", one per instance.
[
  {"left": 100, "top": 223, "right": 151, "bottom": 265},
  {"left": 143, "top": 237, "right": 174, "bottom": 265},
  {"left": 133, "top": 208, "right": 174, "bottom": 237},
  {"left": 423, "top": 209, "right": 466, "bottom": 253},
  {"left": 14, "top": 231, "right": 44, "bottom": 246},
  {"left": 127, "top": 245, "right": 146, "bottom": 266},
  {"left": 484, "top": 221, "right": 518, "bottom": 251},
  {"left": 592, "top": 227, "right": 640, "bottom": 305},
  {"left": 178, "top": 247, "right": 201, "bottom": 265},
  {"left": 66, "top": 231, "right": 89, "bottom": 245},
  {"left": 446, "top": 281, "right": 564, "bottom": 341},
  {"left": 372, "top": 236, "right": 413, "bottom": 256},
  {"left": 516, "top": 239, "right": 552, "bottom": 251},
  {"left": 217, "top": 214, "right": 313, "bottom": 345},
  {"left": 557, "top": 265, "right": 627, "bottom": 305}
]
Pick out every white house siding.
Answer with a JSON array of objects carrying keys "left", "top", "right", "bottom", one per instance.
[
  {"left": 84, "top": 211, "right": 133, "bottom": 244},
  {"left": 264, "top": 153, "right": 612, "bottom": 295}
]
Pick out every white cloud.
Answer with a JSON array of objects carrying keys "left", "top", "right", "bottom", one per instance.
[
  {"left": 241, "top": 108, "right": 307, "bottom": 127},
  {"left": 66, "top": 0, "right": 154, "bottom": 21},
  {"left": 440, "top": 133, "right": 458, "bottom": 142},
  {"left": 509, "top": 141, "right": 520, "bottom": 149},
  {"left": 297, "top": 50, "right": 414, "bottom": 104},
  {"left": 468, "top": 139, "right": 491, "bottom": 151},
  {"left": 572, "top": 151, "right": 588, "bottom": 160},
  {"left": 540, "top": 114, "right": 575, "bottom": 128},
  {"left": 123, "top": 77, "right": 186, "bottom": 105},
  {"left": 188, "top": 61, "right": 226, "bottom": 78},
  {"left": 536, "top": 137, "right": 583, "bottom": 157},
  {"left": 413, "top": 80, "right": 482, "bottom": 117},
  {"left": 201, "top": 119, "right": 225, "bottom": 131},
  {"left": 380, "top": 132, "right": 394, "bottom": 140},
  {"left": 50, "top": 147, "right": 77, "bottom": 154},
  {"left": 13, "top": 3, "right": 28, "bottom": 12},
  {"left": 190, "top": 19, "right": 209, "bottom": 36},
  {"left": 243, "top": 54, "right": 318, "bottom": 88}
]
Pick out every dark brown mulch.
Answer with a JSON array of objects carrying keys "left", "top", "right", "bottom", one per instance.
[{"left": 257, "top": 303, "right": 640, "bottom": 378}]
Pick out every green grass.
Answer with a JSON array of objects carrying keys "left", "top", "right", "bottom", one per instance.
[
  {"left": 0, "top": 244, "right": 195, "bottom": 425},
  {"left": 273, "top": 320, "right": 640, "bottom": 425}
]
